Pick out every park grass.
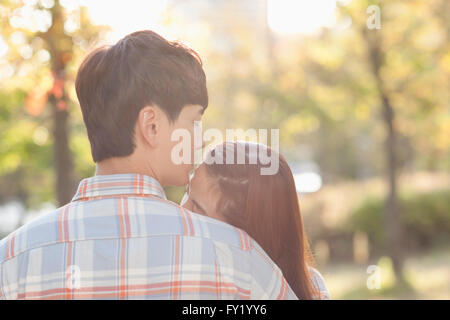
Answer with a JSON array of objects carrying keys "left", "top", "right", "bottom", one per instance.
[{"left": 319, "top": 246, "right": 450, "bottom": 299}]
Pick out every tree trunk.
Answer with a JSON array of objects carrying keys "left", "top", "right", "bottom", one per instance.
[
  {"left": 362, "top": 28, "right": 405, "bottom": 282},
  {"left": 380, "top": 92, "right": 404, "bottom": 280},
  {"left": 50, "top": 94, "right": 75, "bottom": 206},
  {"left": 44, "top": 1, "right": 77, "bottom": 206}
]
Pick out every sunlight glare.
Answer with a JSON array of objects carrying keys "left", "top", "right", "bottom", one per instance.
[
  {"left": 293, "top": 172, "right": 323, "bottom": 193},
  {"left": 79, "top": 0, "right": 168, "bottom": 42},
  {"left": 0, "top": 36, "right": 8, "bottom": 58},
  {"left": 268, "top": 0, "right": 337, "bottom": 35}
]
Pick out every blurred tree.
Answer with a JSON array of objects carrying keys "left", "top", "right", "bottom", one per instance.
[
  {"left": 357, "top": 0, "right": 406, "bottom": 282},
  {"left": 0, "top": 0, "right": 103, "bottom": 207},
  {"left": 42, "top": 2, "right": 76, "bottom": 206},
  {"left": 337, "top": 0, "right": 449, "bottom": 284}
]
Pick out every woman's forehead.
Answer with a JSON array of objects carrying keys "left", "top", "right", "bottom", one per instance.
[{"left": 190, "top": 165, "right": 219, "bottom": 203}]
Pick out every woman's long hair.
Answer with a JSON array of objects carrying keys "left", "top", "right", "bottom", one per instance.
[{"left": 203, "top": 142, "right": 317, "bottom": 299}]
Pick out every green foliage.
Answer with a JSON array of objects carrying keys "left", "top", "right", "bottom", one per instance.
[
  {"left": 0, "top": 0, "right": 103, "bottom": 207},
  {"left": 349, "top": 190, "right": 450, "bottom": 252},
  {"left": 165, "top": 186, "right": 186, "bottom": 205},
  {"left": 402, "top": 190, "right": 450, "bottom": 246}
]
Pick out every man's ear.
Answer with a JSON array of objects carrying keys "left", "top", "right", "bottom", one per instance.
[{"left": 137, "top": 106, "right": 159, "bottom": 148}]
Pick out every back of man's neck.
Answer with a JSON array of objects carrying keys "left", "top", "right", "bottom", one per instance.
[{"left": 96, "top": 157, "right": 148, "bottom": 176}]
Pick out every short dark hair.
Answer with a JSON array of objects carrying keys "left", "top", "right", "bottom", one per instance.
[{"left": 75, "top": 30, "right": 208, "bottom": 163}]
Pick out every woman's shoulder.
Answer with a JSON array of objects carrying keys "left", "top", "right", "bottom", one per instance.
[{"left": 308, "top": 267, "right": 331, "bottom": 300}]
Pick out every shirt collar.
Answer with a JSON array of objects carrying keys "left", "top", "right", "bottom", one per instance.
[{"left": 71, "top": 173, "right": 167, "bottom": 202}]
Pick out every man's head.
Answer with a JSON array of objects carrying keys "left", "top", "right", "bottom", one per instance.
[{"left": 75, "top": 30, "right": 208, "bottom": 186}]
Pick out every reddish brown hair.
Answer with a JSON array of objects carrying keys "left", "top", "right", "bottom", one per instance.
[
  {"left": 75, "top": 30, "right": 208, "bottom": 162},
  {"left": 204, "top": 142, "right": 317, "bottom": 299}
]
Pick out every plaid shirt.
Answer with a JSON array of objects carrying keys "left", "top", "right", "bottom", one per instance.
[{"left": 0, "top": 173, "right": 298, "bottom": 300}]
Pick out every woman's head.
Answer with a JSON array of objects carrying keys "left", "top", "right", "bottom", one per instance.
[{"left": 182, "top": 141, "right": 317, "bottom": 299}]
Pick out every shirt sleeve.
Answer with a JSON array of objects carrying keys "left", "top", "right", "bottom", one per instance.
[
  {"left": 249, "top": 241, "right": 298, "bottom": 300},
  {"left": 309, "top": 267, "right": 331, "bottom": 300},
  {"left": 0, "top": 265, "right": 5, "bottom": 300}
]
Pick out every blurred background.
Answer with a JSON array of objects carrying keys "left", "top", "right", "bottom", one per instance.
[{"left": 0, "top": 0, "right": 448, "bottom": 299}]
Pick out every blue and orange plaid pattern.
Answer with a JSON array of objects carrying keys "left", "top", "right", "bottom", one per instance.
[{"left": 0, "top": 173, "right": 304, "bottom": 300}]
